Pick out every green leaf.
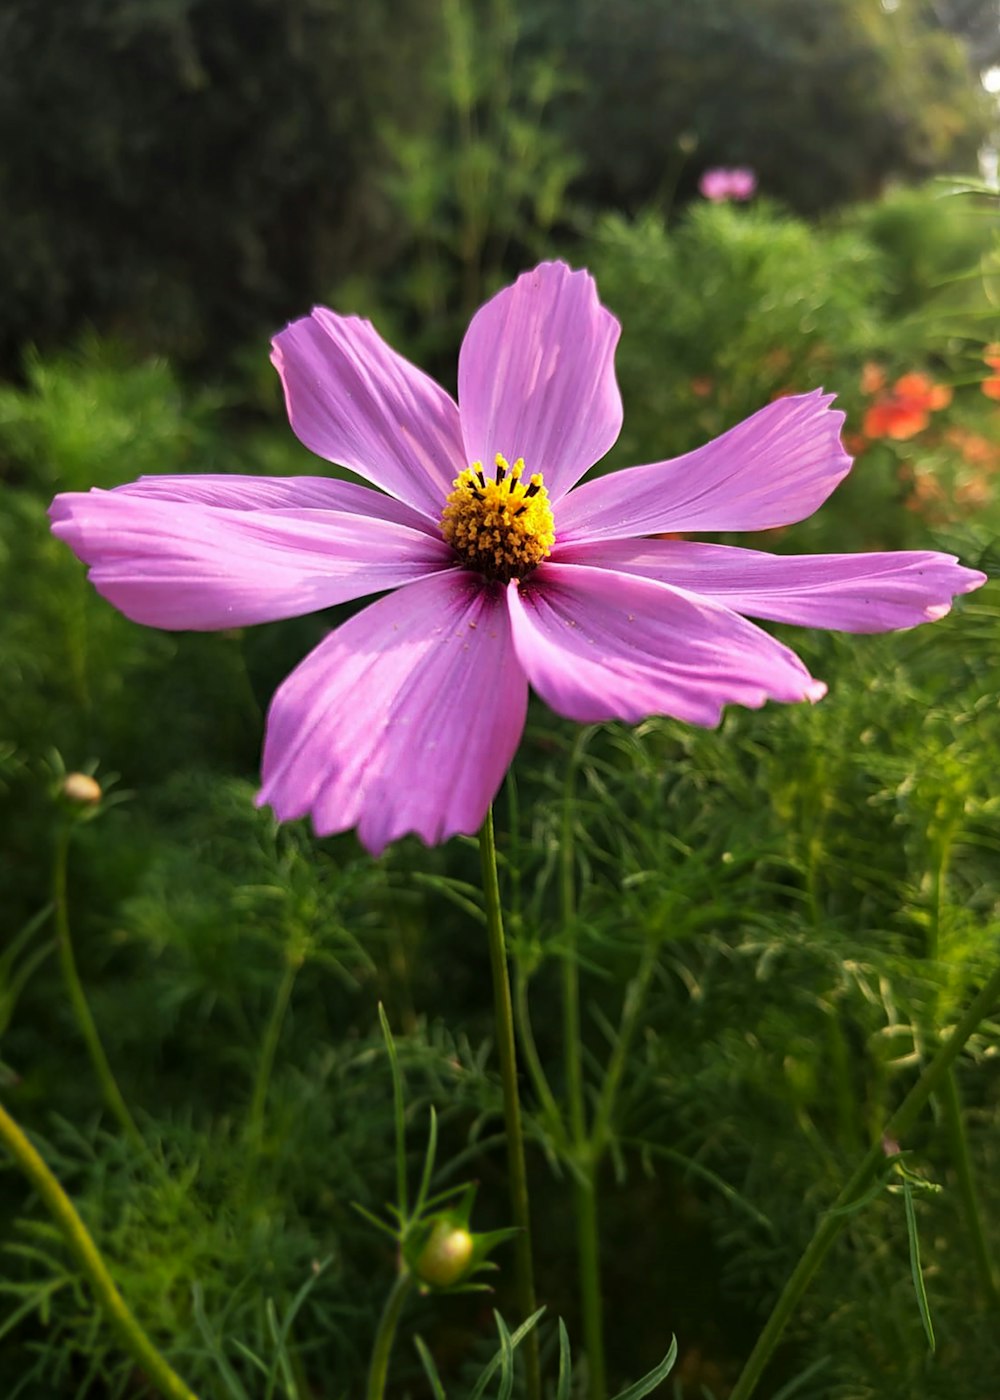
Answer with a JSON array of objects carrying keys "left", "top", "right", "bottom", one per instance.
[
  {"left": 413, "top": 1106, "right": 439, "bottom": 1220},
  {"left": 554, "top": 1318, "right": 573, "bottom": 1400},
  {"left": 495, "top": 1312, "right": 516, "bottom": 1400},
  {"left": 771, "top": 1354, "right": 832, "bottom": 1400},
  {"left": 191, "top": 1282, "right": 253, "bottom": 1400},
  {"left": 378, "top": 1003, "right": 408, "bottom": 1220},
  {"left": 609, "top": 1334, "right": 678, "bottom": 1400},
  {"left": 413, "top": 1335, "right": 448, "bottom": 1400},
  {"left": 468, "top": 1308, "right": 546, "bottom": 1400},
  {"left": 903, "top": 1176, "right": 936, "bottom": 1353}
]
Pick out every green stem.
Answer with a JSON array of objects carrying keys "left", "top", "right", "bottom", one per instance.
[
  {"left": 926, "top": 840, "right": 999, "bottom": 1306},
  {"left": 513, "top": 962, "right": 567, "bottom": 1150},
  {"left": 560, "top": 831, "right": 586, "bottom": 1152},
  {"left": 939, "top": 1066, "right": 1000, "bottom": 1309},
  {"left": 479, "top": 806, "right": 540, "bottom": 1400},
  {"left": 53, "top": 828, "right": 144, "bottom": 1153},
  {"left": 0, "top": 1098, "right": 197, "bottom": 1400},
  {"left": 560, "top": 745, "right": 607, "bottom": 1400},
  {"left": 575, "top": 1156, "right": 606, "bottom": 1400},
  {"left": 728, "top": 959, "right": 1000, "bottom": 1400},
  {"left": 246, "top": 952, "right": 300, "bottom": 1147},
  {"left": 365, "top": 1271, "right": 413, "bottom": 1400},
  {"left": 592, "top": 948, "right": 658, "bottom": 1153}
]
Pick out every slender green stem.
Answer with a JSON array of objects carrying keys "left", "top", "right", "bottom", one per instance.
[
  {"left": 559, "top": 744, "right": 607, "bottom": 1400},
  {"left": 0, "top": 1098, "right": 197, "bottom": 1400},
  {"left": 53, "top": 828, "right": 144, "bottom": 1153},
  {"left": 575, "top": 1156, "right": 606, "bottom": 1400},
  {"left": 479, "top": 806, "right": 540, "bottom": 1400},
  {"left": 365, "top": 1271, "right": 413, "bottom": 1400},
  {"left": 939, "top": 1066, "right": 1000, "bottom": 1309},
  {"left": 560, "top": 852, "right": 586, "bottom": 1150},
  {"left": 246, "top": 952, "right": 300, "bottom": 1147},
  {"left": 513, "top": 962, "right": 567, "bottom": 1150},
  {"left": 925, "top": 839, "right": 999, "bottom": 1306},
  {"left": 728, "top": 958, "right": 1000, "bottom": 1400},
  {"left": 592, "top": 948, "right": 657, "bottom": 1153}
]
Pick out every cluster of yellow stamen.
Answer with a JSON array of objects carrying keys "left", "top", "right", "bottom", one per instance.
[{"left": 440, "top": 454, "right": 555, "bottom": 582}]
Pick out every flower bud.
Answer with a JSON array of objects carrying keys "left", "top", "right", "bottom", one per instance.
[
  {"left": 61, "top": 773, "right": 102, "bottom": 805},
  {"left": 414, "top": 1221, "right": 474, "bottom": 1288}
]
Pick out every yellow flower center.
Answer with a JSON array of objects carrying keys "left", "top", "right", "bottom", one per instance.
[{"left": 440, "top": 455, "right": 555, "bottom": 583}]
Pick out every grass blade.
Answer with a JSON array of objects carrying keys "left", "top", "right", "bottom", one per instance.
[{"left": 903, "top": 1176, "right": 936, "bottom": 1353}]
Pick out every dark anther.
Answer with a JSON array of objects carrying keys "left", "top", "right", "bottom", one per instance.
[
  {"left": 524, "top": 482, "right": 540, "bottom": 499},
  {"left": 495, "top": 462, "right": 506, "bottom": 483},
  {"left": 476, "top": 469, "right": 487, "bottom": 488},
  {"left": 513, "top": 504, "right": 527, "bottom": 516}
]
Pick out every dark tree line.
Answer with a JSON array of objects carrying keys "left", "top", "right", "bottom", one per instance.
[{"left": 0, "top": 0, "right": 991, "bottom": 373}]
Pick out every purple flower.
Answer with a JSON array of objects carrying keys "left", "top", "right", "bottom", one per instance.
[
  {"left": 50, "top": 263, "right": 984, "bottom": 854},
  {"left": 699, "top": 166, "right": 758, "bottom": 202}
]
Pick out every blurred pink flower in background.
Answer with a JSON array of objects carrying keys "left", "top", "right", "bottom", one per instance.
[
  {"left": 51, "top": 263, "right": 983, "bottom": 854},
  {"left": 699, "top": 167, "right": 758, "bottom": 201}
]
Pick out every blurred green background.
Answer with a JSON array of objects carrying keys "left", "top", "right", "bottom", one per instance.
[{"left": 2, "top": 1, "right": 1000, "bottom": 1397}]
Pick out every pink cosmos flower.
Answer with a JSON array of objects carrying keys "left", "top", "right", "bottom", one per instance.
[
  {"left": 699, "top": 167, "right": 758, "bottom": 202},
  {"left": 50, "top": 263, "right": 984, "bottom": 855}
]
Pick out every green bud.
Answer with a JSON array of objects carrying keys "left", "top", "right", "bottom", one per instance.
[{"left": 414, "top": 1220, "right": 475, "bottom": 1288}]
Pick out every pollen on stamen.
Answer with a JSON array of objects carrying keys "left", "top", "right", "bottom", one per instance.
[{"left": 441, "top": 454, "right": 555, "bottom": 583}]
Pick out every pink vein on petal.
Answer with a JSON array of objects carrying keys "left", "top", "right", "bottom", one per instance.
[
  {"left": 555, "top": 390, "right": 851, "bottom": 541},
  {"left": 257, "top": 571, "right": 528, "bottom": 855},
  {"left": 49, "top": 489, "right": 455, "bottom": 629},
  {"left": 272, "top": 310, "right": 466, "bottom": 520},
  {"left": 553, "top": 538, "right": 987, "bottom": 632},
  {"left": 507, "top": 562, "right": 825, "bottom": 727},
  {"left": 112, "top": 473, "right": 442, "bottom": 536},
  {"left": 458, "top": 261, "right": 623, "bottom": 503}
]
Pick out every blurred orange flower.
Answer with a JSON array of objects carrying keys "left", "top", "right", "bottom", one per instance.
[
  {"left": 945, "top": 426, "right": 1000, "bottom": 469},
  {"left": 982, "top": 376, "right": 1000, "bottom": 402},
  {"left": 862, "top": 371, "right": 952, "bottom": 441},
  {"left": 955, "top": 477, "right": 992, "bottom": 509},
  {"left": 893, "top": 372, "right": 952, "bottom": 410},
  {"left": 689, "top": 376, "right": 714, "bottom": 398}
]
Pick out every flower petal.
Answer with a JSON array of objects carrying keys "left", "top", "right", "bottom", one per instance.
[
  {"left": 507, "top": 562, "right": 825, "bottom": 727},
  {"left": 112, "top": 473, "right": 441, "bottom": 535},
  {"left": 553, "top": 539, "right": 986, "bottom": 632},
  {"left": 457, "top": 262, "right": 623, "bottom": 502},
  {"left": 49, "top": 488, "right": 455, "bottom": 630},
  {"left": 554, "top": 391, "right": 850, "bottom": 542},
  {"left": 272, "top": 311, "right": 466, "bottom": 518},
  {"left": 257, "top": 572, "right": 528, "bottom": 855}
]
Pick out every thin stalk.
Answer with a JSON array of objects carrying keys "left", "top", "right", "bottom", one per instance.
[
  {"left": 506, "top": 775, "right": 565, "bottom": 1140},
  {"left": 479, "top": 806, "right": 540, "bottom": 1400},
  {"left": 246, "top": 952, "right": 300, "bottom": 1147},
  {"left": 365, "top": 1271, "right": 413, "bottom": 1400},
  {"left": 0, "top": 1098, "right": 197, "bottom": 1400},
  {"left": 926, "top": 840, "right": 999, "bottom": 1305},
  {"left": 939, "top": 1065, "right": 1000, "bottom": 1309},
  {"left": 560, "top": 746, "right": 607, "bottom": 1400},
  {"left": 728, "top": 958, "right": 1000, "bottom": 1400},
  {"left": 560, "top": 828, "right": 586, "bottom": 1152},
  {"left": 592, "top": 947, "right": 658, "bottom": 1154},
  {"left": 513, "top": 962, "right": 567, "bottom": 1150},
  {"left": 53, "top": 828, "right": 143, "bottom": 1153},
  {"left": 575, "top": 1155, "right": 606, "bottom": 1400}
]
